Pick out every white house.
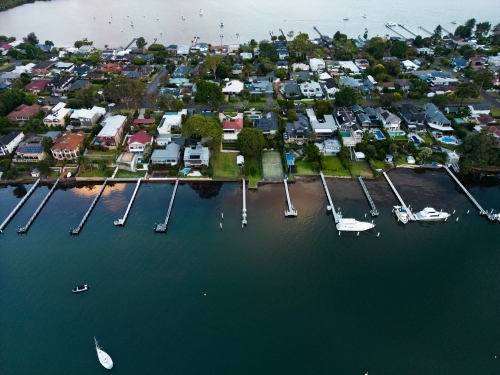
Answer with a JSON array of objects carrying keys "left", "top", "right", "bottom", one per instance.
[
  {"left": 320, "top": 138, "right": 341, "bottom": 155},
  {"left": 338, "top": 61, "right": 360, "bottom": 73},
  {"left": 184, "top": 143, "right": 210, "bottom": 167},
  {"left": 222, "top": 80, "right": 244, "bottom": 94},
  {"left": 292, "top": 63, "right": 309, "bottom": 72},
  {"left": 158, "top": 110, "right": 187, "bottom": 134},
  {"left": 176, "top": 45, "right": 191, "bottom": 55},
  {"left": 43, "top": 102, "right": 72, "bottom": 127},
  {"left": 416, "top": 47, "right": 435, "bottom": 55},
  {"left": 240, "top": 52, "right": 252, "bottom": 60},
  {"left": 70, "top": 106, "right": 106, "bottom": 127},
  {"left": 309, "top": 58, "right": 325, "bottom": 72},
  {"left": 468, "top": 104, "right": 490, "bottom": 116},
  {"left": 300, "top": 81, "right": 323, "bottom": 98},
  {"left": 127, "top": 131, "right": 153, "bottom": 153},
  {"left": 0, "top": 131, "right": 24, "bottom": 156},
  {"left": 402, "top": 60, "right": 419, "bottom": 71}
]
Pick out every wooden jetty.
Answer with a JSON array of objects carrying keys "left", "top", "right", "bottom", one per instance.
[
  {"left": 242, "top": 179, "right": 247, "bottom": 225},
  {"left": 398, "top": 25, "right": 417, "bottom": 37},
  {"left": 123, "top": 37, "right": 137, "bottom": 50},
  {"left": 283, "top": 177, "right": 297, "bottom": 217},
  {"left": 320, "top": 171, "right": 341, "bottom": 223},
  {"left": 443, "top": 166, "right": 498, "bottom": 221},
  {"left": 386, "top": 25, "right": 407, "bottom": 40},
  {"left": 69, "top": 179, "right": 108, "bottom": 235},
  {"left": 154, "top": 179, "right": 179, "bottom": 232},
  {"left": 16, "top": 178, "right": 60, "bottom": 234},
  {"left": 0, "top": 179, "right": 40, "bottom": 233},
  {"left": 418, "top": 26, "right": 433, "bottom": 35},
  {"left": 358, "top": 177, "right": 379, "bottom": 217},
  {"left": 383, "top": 172, "right": 416, "bottom": 221},
  {"left": 114, "top": 179, "right": 142, "bottom": 226}
]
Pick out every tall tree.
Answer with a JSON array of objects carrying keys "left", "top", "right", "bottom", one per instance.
[
  {"left": 334, "top": 87, "right": 358, "bottom": 107},
  {"left": 104, "top": 76, "right": 144, "bottom": 109},
  {"left": 181, "top": 115, "right": 222, "bottom": 148},
  {"left": 236, "top": 128, "right": 266, "bottom": 158},
  {"left": 455, "top": 82, "right": 480, "bottom": 108},
  {"left": 258, "top": 40, "right": 277, "bottom": 60},
  {"left": 23, "top": 32, "right": 39, "bottom": 45},
  {"left": 463, "top": 131, "right": 500, "bottom": 166},
  {"left": 41, "top": 136, "right": 54, "bottom": 154},
  {"left": 390, "top": 41, "right": 408, "bottom": 58},
  {"left": 203, "top": 54, "right": 224, "bottom": 79},
  {"left": 475, "top": 22, "right": 491, "bottom": 37},
  {"left": 194, "top": 81, "right": 225, "bottom": 107},
  {"left": 135, "top": 37, "right": 148, "bottom": 51},
  {"left": 470, "top": 68, "right": 494, "bottom": 91}
]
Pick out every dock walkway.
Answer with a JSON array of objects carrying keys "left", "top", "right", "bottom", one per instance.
[
  {"left": 358, "top": 177, "right": 379, "bottom": 216},
  {"left": 154, "top": 179, "right": 179, "bottom": 232},
  {"left": 283, "top": 178, "right": 297, "bottom": 217},
  {"left": 70, "top": 179, "right": 108, "bottom": 235},
  {"left": 242, "top": 179, "right": 247, "bottom": 225},
  {"left": 443, "top": 166, "right": 497, "bottom": 220},
  {"left": 383, "top": 172, "right": 416, "bottom": 221},
  {"left": 17, "top": 178, "right": 60, "bottom": 234},
  {"left": 114, "top": 179, "right": 142, "bottom": 226},
  {"left": 320, "top": 172, "right": 341, "bottom": 223},
  {"left": 386, "top": 25, "right": 407, "bottom": 40},
  {"left": 0, "top": 179, "right": 40, "bottom": 233},
  {"left": 398, "top": 25, "right": 417, "bottom": 36},
  {"left": 418, "top": 26, "right": 433, "bottom": 35}
]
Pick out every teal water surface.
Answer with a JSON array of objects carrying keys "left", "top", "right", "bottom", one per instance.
[{"left": 0, "top": 170, "right": 499, "bottom": 374}]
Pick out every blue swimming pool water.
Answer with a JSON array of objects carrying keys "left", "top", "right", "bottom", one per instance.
[
  {"left": 411, "top": 136, "right": 420, "bottom": 143},
  {"left": 440, "top": 137, "right": 456, "bottom": 144},
  {"left": 374, "top": 130, "right": 386, "bottom": 140},
  {"left": 286, "top": 154, "right": 296, "bottom": 166},
  {"left": 389, "top": 131, "right": 405, "bottom": 136},
  {"left": 248, "top": 115, "right": 261, "bottom": 120},
  {"left": 341, "top": 131, "right": 351, "bottom": 138}
]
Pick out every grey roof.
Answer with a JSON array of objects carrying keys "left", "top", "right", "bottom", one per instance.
[
  {"left": 285, "top": 115, "right": 311, "bottom": 138},
  {"left": 68, "top": 80, "right": 90, "bottom": 91},
  {"left": 0, "top": 131, "right": 23, "bottom": 146},
  {"left": 254, "top": 112, "right": 279, "bottom": 132},
  {"left": 282, "top": 81, "right": 300, "bottom": 98},
  {"left": 151, "top": 143, "right": 180, "bottom": 160},
  {"left": 423, "top": 103, "right": 451, "bottom": 125},
  {"left": 470, "top": 104, "right": 490, "bottom": 111}
]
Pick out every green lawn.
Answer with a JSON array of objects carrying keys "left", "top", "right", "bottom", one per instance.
[
  {"left": 246, "top": 157, "right": 262, "bottom": 188},
  {"left": 349, "top": 161, "right": 374, "bottom": 178},
  {"left": 394, "top": 156, "right": 408, "bottom": 166},
  {"left": 78, "top": 168, "right": 114, "bottom": 177},
  {"left": 85, "top": 149, "right": 120, "bottom": 157},
  {"left": 370, "top": 159, "right": 393, "bottom": 172},
  {"left": 490, "top": 106, "right": 500, "bottom": 118},
  {"left": 419, "top": 132, "right": 434, "bottom": 145},
  {"left": 212, "top": 152, "right": 239, "bottom": 178},
  {"left": 392, "top": 135, "right": 408, "bottom": 141},
  {"left": 322, "top": 156, "right": 350, "bottom": 177},
  {"left": 0, "top": 63, "right": 15, "bottom": 73},
  {"left": 294, "top": 158, "right": 317, "bottom": 175},
  {"left": 114, "top": 169, "right": 147, "bottom": 178}
]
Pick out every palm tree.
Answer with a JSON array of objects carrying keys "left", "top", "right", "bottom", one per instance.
[{"left": 77, "top": 155, "right": 88, "bottom": 172}]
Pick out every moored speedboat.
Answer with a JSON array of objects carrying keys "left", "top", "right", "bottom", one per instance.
[
  {"left": 336, "top": 218, "right": 375, "bottom": 232},
  {"left": 362, "top": 14, "right": 367, "bottom": 18},
  {"left": 94, "top": 337, "right": 113, "bottom": 370},
  {"left": 199, "top": 9, "right": 203, "bottom": 15},
  {"left": 386, "top": 21, "right": 397, "bottom": 27},
  {"left": 343, "top": 17, "right": 349, "bottom": 21},
  {"left": 415, "top": 207, "right": 450, "bottom": 221},
  {"left": 72, "top": 285, "right": 89, "bottom": 293},
  {"left": 393, "top": 206, "right": 409, "bottom": 224},
  {"left": 451, "top": 20, "right": 457, "bottom": 24}
]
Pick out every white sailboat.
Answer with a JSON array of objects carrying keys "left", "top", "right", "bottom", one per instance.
[
  {"left": 157, "top": 12, "right": 159, "bottom": 20},
  {"left": 182, "top": 14, "right": 185, "bottom": 20},
  {"left": 199, "top": 9, "right": 203, "bottom": 15},
  {"left": 362, "top": 14, "right": 367, "bottom": 18},
  {"left": 94, "top": 337, "right": 113, "bottom": 370}
]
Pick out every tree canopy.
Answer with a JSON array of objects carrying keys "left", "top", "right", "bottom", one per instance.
[
  {"left": 194, "top": 81, "right": 225, "bottom": 107},
  {"left": 203, "top": 55, "right": 224, "bottom": 79},
  {"left": 455, "top": 82, "right": 480, "bottom": 107},
  {"left": 463, "top": 131, "right": 500, "bottom": 167},
  {"left": 135, "top": 37, "right": 148, "bottom": 50},
  {"left": 181, "top": 115, "right": 222, "bottom": 148},
  {"left": 236, "top": 128, "right": 266, "bottom": 158},
  {"left": 23, "top": 32, "right": 39, "bottom": 45},
  {"left": 104, "top": 76, "right": 144, "bottom": 109},
  {"left": 334, "top": 87, "right": 358, "bottom": 107}
]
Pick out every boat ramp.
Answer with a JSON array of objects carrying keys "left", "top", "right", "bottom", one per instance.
[
  {"left": 70, "top": 179, "right": 108, "bottom": 235},
  {"left": 114, "top": 179, "right": 142, "bottom": 226},
  {"left": 383, "top": 172, "right": 417, "bottom": 221},
  {"left": 443, "top": 166, "right": 498, "bottom": 221},
  {"left": 358, "top": 177, "right": 379, "bottom": 217},
  {"left": 0, "top": 179, "right": 40, "bottom": 233},
  {"left": 17, "top": 178, "right": 60, "bottom": 234},
  {"left": 154, "top": 179, "right": 179, "bottom": 232},
  {"left": 283, "top": 177, "right": 297, "bottom": 217}
]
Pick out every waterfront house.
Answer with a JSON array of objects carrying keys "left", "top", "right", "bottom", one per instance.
[
  {"left": 24, "top": 79, "right": 51, "bottom": 93},
  {"left": 284, "top": 114, "right": 311, "bottom": 144},
  {"left": 70, "top": 106, "right": 106, "bottom": 127},
  {"left": 254, "top": 112, "right": 279, "bottom": 135},
  {"left": 399, "top": 103, "right": 426, "bottom": 131},
  {"left": 422, "top": 103, "right": 453, "bottom": 133},
  {"left": 0, "top": 131, "right": 24, "bottom": 156},
  {"left": 222, "top": 117, "right": 243, "bottom": 142},
  {"left": 6, "top": 104, "right": 42, "bottom": 123},
  {"left": 151, "top": 143, "right": 181, "bottom": 165},
  {"left": 127, "top": 131, "right": 153, "bottom": 153},
  {"left": 94, "top": 115, "right": 127, "bottom": 150},
  {"left": 43, "top": 102, "right": 71, "bottom": 127},
  {"left": 184, "top": 143, "right": 209, "bottom": 167},
  {"left": 375, "top": 108, "right": 402, "bottom": 131},
  {"left": 334, "top": 107, "right": 363, "bottom": 146},
  {"left": 116, "top": 152, "right": 139, "bottom": 171},
  {"left": 320, "top": 138, "right": 341, "bottom": 155},
  {"left": 50, "top": 130, "right": 85, "bottom": 161},
  {"left": 15, "top": 143, "right": 46, "bottom": 161}
]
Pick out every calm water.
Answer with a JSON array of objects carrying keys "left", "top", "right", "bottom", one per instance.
[
  {"left": 0, "top": 169, "right": 499, "bottom": 374},
  {"left": 0, "top": 0, "right": 497, "bottom": 47}
]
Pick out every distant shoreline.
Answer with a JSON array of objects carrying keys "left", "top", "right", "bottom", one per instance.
[{"left": 0, "top": 0, "right": 51, "bottom": 12}]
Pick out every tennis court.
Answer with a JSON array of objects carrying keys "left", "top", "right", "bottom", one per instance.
[{"left": 262, "top": 151, "right": 284, "bottom": 181}]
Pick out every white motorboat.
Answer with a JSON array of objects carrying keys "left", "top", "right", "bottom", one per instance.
[
  {"left": 393, "top": 206, "right": 409, "bottom": 224},
  {"left": 415, "top": 207, "right": 450, "bottom": 221},
  {"left": 451, "top": 21, "right": 457, "bottom": 24},
  {"left": 72, "top": 285, "right": 89, "bottom": 293},
  {"left": 343, "top": 17, "right": 349, "bottom": 21},
  {"left": 182, "top": 15, "right": 185, "bottom": 20},
  {"left": 130, "top": 21, "right": 133, "bottom": 26},
  {"left": 386, "top": 21, "right": 397, "bottom": 27},
  {"left": 362, "top": 14, "right": 367, "bottom": 18},
  {"left": 336, "top": 218, "right": 375, "bottom": 232},
  {"left": 94, "top": 337, "right": 113, "bottom": 370},
  {"left": 219, "top": 21, "right": 224, "bottom": 27},
  {"left": 199, "top": 9, "right": 203, "bottom": 15}
]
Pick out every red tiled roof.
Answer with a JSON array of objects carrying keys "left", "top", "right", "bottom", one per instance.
[
  {"left": 0, "top": 43, "right": 12, "bottom": 49},
  {"left": 129, "top": 131, "right": 153, "bottom": 145},
  {"left": 133, "top": 118, "right": 155, "bottom": 125},
  {"left": 222, "top": 118, "right": 243, "bottom": 130},
  {"left": 7, "top": 104, "right": 41, "bottom": 119},
  {"left": 24, "top": 80, "right": 51, "bottom": 91},
  {"left": 483, "top": 125, "right": 500, "bottom": 136},
  {"left": 51, "top": 131, "right": 86, "bottom": 151}
]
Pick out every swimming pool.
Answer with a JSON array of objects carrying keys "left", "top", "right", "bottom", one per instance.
[
  {"left": 286, "top": 154, "right": 296, "bottom": 166},
  {"left": 389, "top": 131, "right": 405, "bottom": 136},
  {"left": 341, "top": 131, "right": 351, "bottom": 138},
  {"left": 440, "top": 136, "right": 457, "bottom": 144},
  {"left": 248, "top": 115, "right": 261, "bottom": 120},
  {"left": 373, "top": 130, "right": 386, "bottom": 140},
  {"left": 411, "top": 135, "right": 420, "bottom": 144}
]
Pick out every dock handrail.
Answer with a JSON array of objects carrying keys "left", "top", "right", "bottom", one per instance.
[
  {"left": 70, "top": 179, "right": 108, "bottom": 235},
  {"left": 242, "top": 179, "right": 247, "bottom": 225},
  {"left": 17, "top": 178, "right": 60, "bottom": 234},
  {"left": 358, "top": 177, "right": 379, "bottom": 216},
  {"left": 443, "top": 166, "right": 487, "bottom": 215},
  {"left": 283, "top": 177, "right": 297, "bottom": 217},
  {"left": 114, "top": 179, "right": 142, "bottom": 226},
  {"left": 320, "top": 171, "right": 341, "bottom": 223},
  {"left": 0, "top": 179, "right": 40, "bottom": 233},
  {"left": 154, "top": 179, "right": 179, "bottom": 232}
]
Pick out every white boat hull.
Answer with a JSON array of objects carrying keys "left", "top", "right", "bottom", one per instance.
[
  {"left": 336, "top": 218, "right": 374, "bottom": 232},
  {"left": 97, "top": 348, "right": 113, "bottom": 370},
  {"left": 415, "top": 207, "right": 450, "bottom": 221}
]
